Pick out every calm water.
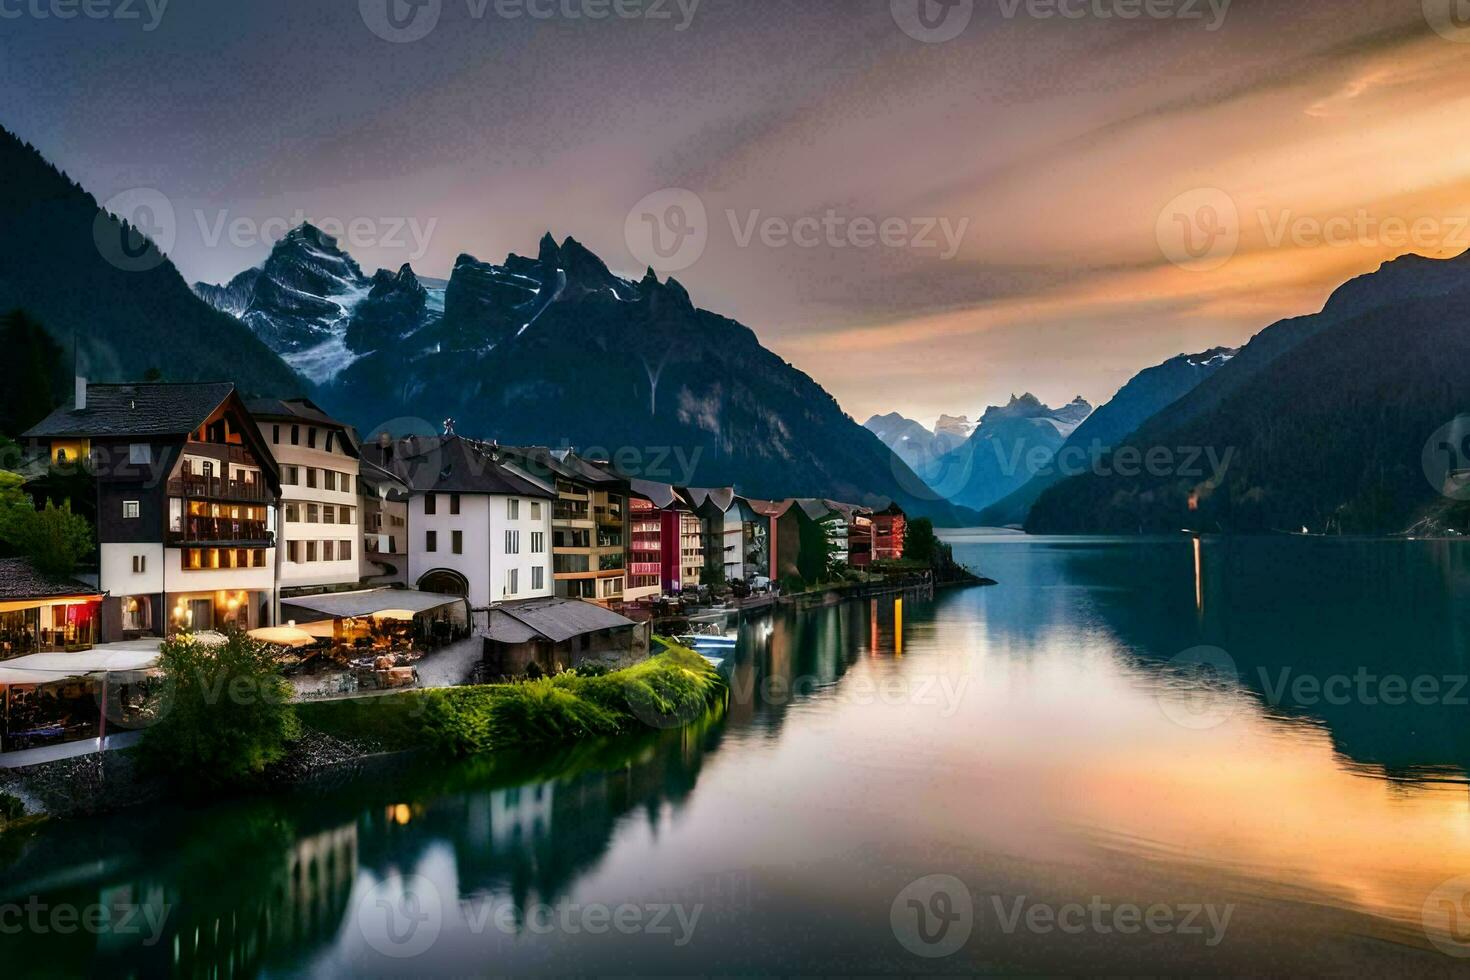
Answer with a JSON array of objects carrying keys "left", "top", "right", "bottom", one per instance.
[{"left": 5, "top": 536, "right": 1470, "bottom": 975}]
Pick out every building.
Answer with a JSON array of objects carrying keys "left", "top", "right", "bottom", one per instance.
[
  {"left": 503, "top": 449, "right": 629, "bottom": 605},
  {"left": 362, "top": 434, "right": 554, "bottom": 608},
  {"left": 872, "top": 503, "right": 908, "bottom": 562},
  {"left": 679, "top": 487, "right": 735, "bottom": 585},
  {"left": 25, "top": 381, "right": 281, "bottom": 638},
  {"left": 248, "top": 398, "right": 362, "bottom": 600},
  {"left": 478, "top": 595, "right": 650, "bottom": 676},
  {"left": 0, "top": 557, "right": 103, "bottom": 659},
  {"left": 624, "top": 487, "right": 665, "bottom": 604},
  {"left": 795, "top": 499, "right": 850, "bottom": 570},
  {"left": 627, "top": 478, "right": 702, "bottom": 594},
  {"left": 358, "top": 454, "right": 410, "bottom": 586}
]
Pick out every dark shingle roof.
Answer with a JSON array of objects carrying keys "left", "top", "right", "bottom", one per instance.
[
  {"left": 483, "top": 596, "right": 635, "bottom": 644},
  {"left": 247, "top": 397, "right": 360, "bottom": 456},
  {"left": 363, "top": 435, "right": 553, "bottom": 498},
  {"left": 24, "top": 382, "right": 235, "bottom": 439},
  {"left": 0, "top": 558, "right": 102, "bottom": 602}
]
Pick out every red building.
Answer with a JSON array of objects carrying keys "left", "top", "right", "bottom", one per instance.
[{"left": 871, "top": 503, "right": 907, "bottom": 562}]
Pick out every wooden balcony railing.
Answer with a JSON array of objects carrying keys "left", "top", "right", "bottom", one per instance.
[
  {"left": 168, "top": 476, "right": 270, "bottom": 502},
  {"left": 168, "top": 518, "right": 274, "bottom": 545}
]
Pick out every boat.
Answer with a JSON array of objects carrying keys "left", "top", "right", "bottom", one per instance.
[{"left": 675, "top": 633, "right": 737, "bottom": 659}]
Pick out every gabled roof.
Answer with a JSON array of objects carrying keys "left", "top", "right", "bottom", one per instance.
[
  {"left": 0, "top": 558, "right": 103, "bottom": 603},
  {"left": 362, "top": 435, "right": 554, "bottom": 498},
  {"left": 745, "top": 497, "right": 794, "bottom": 518},
  {"left": 247, "top": 397, "right": 361, "bottom": 457},
  {"left": 481, "top": 596, "right": 635, "bottom": 644},
  {"left": 628, "top": 478, "right": 684, "bottom": 510},
  {"left": 680, "top": 486, "right": 736, "bottom": 513},
  {"left": 24, "top": 382, "right": 236, "bottom": 439},
  {"left": 503, "top": 447, "right": 627, "bottom": 489}
]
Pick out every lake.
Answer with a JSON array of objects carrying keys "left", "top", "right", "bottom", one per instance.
[{"left": 4, "top": 535, "right": 1470, "bottom": 975}]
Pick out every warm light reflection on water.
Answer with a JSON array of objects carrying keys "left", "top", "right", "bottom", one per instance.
[{"left": 4, "top": 536, "right": 1469, "bottom": 974}]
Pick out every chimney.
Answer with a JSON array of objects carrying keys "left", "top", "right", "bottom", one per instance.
[{"left": 75, "top": 376, "right": 87, "bottom": 411}]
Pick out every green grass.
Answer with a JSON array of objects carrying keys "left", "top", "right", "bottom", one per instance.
[{"left": 297, "top": 643, "right": 725, "bottom": 757}]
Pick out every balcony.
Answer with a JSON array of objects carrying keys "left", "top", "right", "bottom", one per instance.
[
  {"left": 168, "top": 517, "right": 274, "bottom": 546},
  {"left": 168, "top": 475, "right": 270, "bottom": 502},
  {"left": 630, "top": 561, "right": 661, "bottom": 577}
]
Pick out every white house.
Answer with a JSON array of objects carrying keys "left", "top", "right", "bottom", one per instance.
[
  {"left": 363, "top": 434, "right": 555, "bottom": 608},
  {"left": 249, "top": 398, "right": 363, "bottom": 600}
]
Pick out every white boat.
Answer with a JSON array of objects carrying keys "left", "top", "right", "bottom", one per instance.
[{"left": 676, "top": 634, "right": 737, "bottom": 654}]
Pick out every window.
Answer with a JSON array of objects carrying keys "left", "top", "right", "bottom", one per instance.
[
  {"left": 291, "top": 425, "right": 300, "bottom": 446},
  {"left": 424, "top": 493, "right": 437, "bottom": 515},
  {"left": 129, "top": 443, "right": 151, "bottom": 465},
  {"left": 341, "top": 473, "right": 352, "bottom": 494},
  {"left": 123, "top": 500, "right": 140, "bottom": 519},
  {"left": 307, "top": 427, "right": 317, "bottom": 449},
  {"left": 323, "top": 541, "right": 334, "bottom": 562},
  {"left": 426, "top": 530, "right": 437, "bottom": 552},
  {"left": 505, "top": 529, "right": 520, "bottom": 554},
  {"left": 306, "top": 541, "right": 318, "bottom": 562},
  {"left": 340, "top": 539, "right": 352, "bottom": 561},
  {"left": 323, "top": 507, "right": 336, "bottom": 525},
  {"left": 307, "top": 503, "right": 319, "bottom": 523},
  {"left": 450, "top": 493, "right": 461, "bottom": 515},
  {"left": 505, "top": 568, "right": 519, "bottom": 596},
  {"left": 306, "top": 468, "right": 318, "bottom": 489},
  {"left": 339, "top": 505, "right": 352, "bottom": 524},
  {"left": 284, "top": 465, "right": 298, "bottom": 486},
  {"left": 324, "top": 431, "right": 334, "bottom": 453},
  {"left": 288, "top": 541, "right": 300, "bottom": 563},
  {"left": 452, "top": 530, "right": 463, "bottom": 554},
  {"left": 531, "top": 501, "right": 541, "bottom": 520},
  {"left": 532, "top": 566, "right": 543, "bottom": 590},
  {"left": 132, "top": 554, "right": 146, "bottom": 574},
  {"left": 531, "top": 531, "right": 544, "bottom": 553},
  {"left": 272, "top": 424, "right": 280, "bottom": 444},
  {"left": 285, "top": 503, "right": 299, "bottom": 522},
  {"left": 252, "top": 550, "right": 266, "bottom": 568},
  {"left": 324, "top": 470, "right": 336, "bottom": 491},
  {"left": 507, "top": 498, "right": 520, "bottom": 520}
]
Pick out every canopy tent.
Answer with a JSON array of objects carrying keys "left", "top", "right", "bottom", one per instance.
[
  {"left": 247, "top": 625, "right": 319, "bottom": 648},
  {"left": 281, "top": 588, "right": 466, "bottom": 621},
  {"left": 0, "top": 648, "right": 160, "bottom": 686}
]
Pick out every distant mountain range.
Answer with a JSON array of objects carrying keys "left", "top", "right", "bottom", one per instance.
[
  {"left": 866, "top": 394, "right": 1092, "bottom": 513},
  {"left": 1028, "top": 252, "right": 1470, "bottom": 534},
  {"left": 0, "top": 126, "right": 304, "bottom": 397},
  {"left": 977, "top": 348, "right": 1237, "bottom": 526},
  {"left": 191, "top": 221, "right": 978, "bottom": 523}
]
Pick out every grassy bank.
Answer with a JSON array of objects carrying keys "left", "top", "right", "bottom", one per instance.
[{"left": 298, "top": 642, "right": 725, "bottom": 756}]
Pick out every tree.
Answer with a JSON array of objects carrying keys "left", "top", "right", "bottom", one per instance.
[
  {"left": 0, "top": 472, "right": 93, "bottom": 575},
  {"left": 140, "top": 632, "right": 302, "bottom": 789},
  {"left": 903, "top": 517, "right": 941, "bottom": 567}
]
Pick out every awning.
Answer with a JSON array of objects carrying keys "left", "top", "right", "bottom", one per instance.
[
  {"left": 479, "top": 596, "right": 635, "bottom": 645},
  {"left": 281, "top": 588, "right": 466, "bottom": 621},
  {"left": 0, "top": 648, "right": 160, "bottom": 686}
]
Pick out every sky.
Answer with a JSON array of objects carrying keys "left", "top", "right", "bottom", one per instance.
[{"left": 3, "top": 0, "right": 1469, "bottom": 428}]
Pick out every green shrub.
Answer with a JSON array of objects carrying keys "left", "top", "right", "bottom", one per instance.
[
  {"left": 139, "top": 631, "right": 301, "bottom": 788},
  {"left": 0, "top": 792, "right": 23, "bottom": 823}
]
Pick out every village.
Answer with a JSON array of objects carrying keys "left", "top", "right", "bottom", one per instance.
[{"left": 0, "top": 380, "right": 923, "bottom": 767}]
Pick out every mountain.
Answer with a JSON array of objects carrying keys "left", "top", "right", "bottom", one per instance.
[
  {"left": 978, "top": 347, "right": 1237, "bottom": 526},
  {"left": 1027, "top": 251, "right": 1470, "bottom": 534},
  {"left": 205, "top": 229, "right": 975, "bottom": 523},
  {"left": 918, "top": 393, "right": 1092, "bottom": 512},
  {"left": 0, "top": 125, "right": 305, "bottom": 403},
  {"left": 863, "top": 412, "right": 942, "bottom": 470},
  {"left": 934, "top": 414, "right": 977, "bottom": 445}
]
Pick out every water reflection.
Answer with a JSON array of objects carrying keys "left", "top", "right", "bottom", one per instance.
[{"left": 4, "top": 541, "right": 1470, "bottom": 973}]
